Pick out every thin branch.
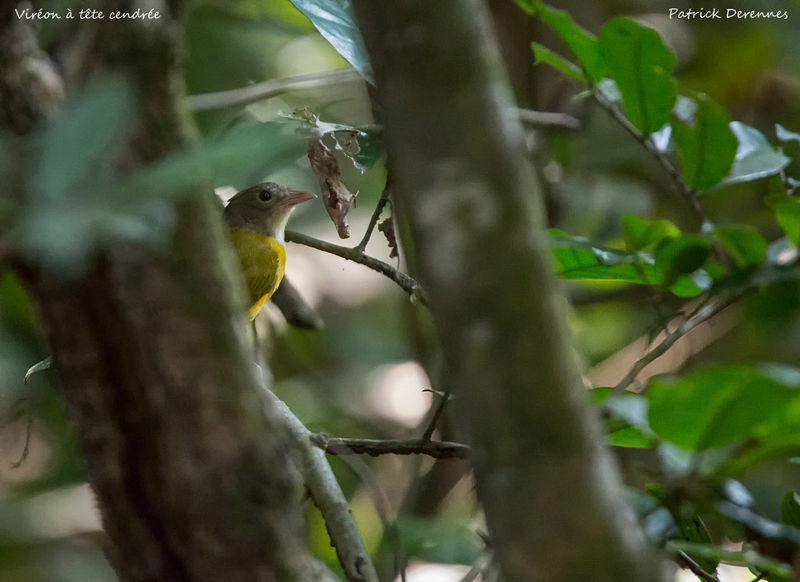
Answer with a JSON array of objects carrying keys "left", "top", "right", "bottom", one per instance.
[
  {"left": 460, "top": 549, "right": 494, "bottom": 582},
  {"left": 675, "top": 551, "right": 721, "bottom": 582},
  {"left": 356, "top": 179, "right": 392, "bottom": 252},
  {"left": 286, "top": 230, "right": 428, "bottom": 306},
  {"left": 330, "top": 450, "right": 408, "bottom": 582},
  {"left": 592, "top": 91, "right": 708, "bottom": 223},
  {"left": 312, "top": 435, "right": 470, "bottom": 460},
  {"left": 612, "top": 293, "right": 741, "bottom": 394},
  {"left": 263, "top": 388, "right": 379, "bottom": 582},
  {"left": 421, "top": 390, "right": 451, "bottom": 441},
  {"left": 187, "top": 68, "right": 363, "bottom": 111},
  {"left": 516, "top": 108, "right": 581, "bottom": 131}
]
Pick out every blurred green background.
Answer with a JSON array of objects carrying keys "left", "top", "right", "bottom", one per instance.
[{"left": 1, "top": 1, "right": 799, "bottom": 580}]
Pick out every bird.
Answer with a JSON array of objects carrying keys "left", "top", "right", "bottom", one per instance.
[{"left": 223, "top": 182, "right": 315, "bottom": 320}]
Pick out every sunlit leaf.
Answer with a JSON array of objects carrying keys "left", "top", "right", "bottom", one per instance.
[
  {"left": 288, "top": 0, "right": 374, "bottom": 84},
  {"left": 599, "top": 17, "right": 677, "bottom": 134},
  {"left": 672, "top": 95, "right": 738, "bottom": 190},
  {"left": 622, "top": 214, "right": 680, "bottom": 251}
]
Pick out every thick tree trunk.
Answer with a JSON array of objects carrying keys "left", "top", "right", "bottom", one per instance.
[
  {"left": 2, "top": 3, "right": 328, "bottom": 581},
  {"left": 353, "top": 2, "right": 667, "bottom": 581}
]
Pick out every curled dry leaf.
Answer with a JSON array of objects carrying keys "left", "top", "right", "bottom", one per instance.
[
  {"left": 378, "top": 217, "right": 398, "bottom": 258},
  {"left": 307, "top": 139, "right": 356, "bottom": 239}
]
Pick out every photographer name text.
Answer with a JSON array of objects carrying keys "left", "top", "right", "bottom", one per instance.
[{"left": 669, "top": 8, "right": 788, "bottom": 20}]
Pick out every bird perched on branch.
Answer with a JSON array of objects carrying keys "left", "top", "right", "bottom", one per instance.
[{"left": 224, "top": 182, "right": 315, "bottom": 320}]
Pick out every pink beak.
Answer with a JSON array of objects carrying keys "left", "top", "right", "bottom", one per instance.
[{"left": 283, "top": 189, "right": 316, "bottom": 207}]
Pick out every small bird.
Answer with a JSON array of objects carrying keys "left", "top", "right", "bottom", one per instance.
[{"left": 224, "top": 182, "right": 315, "bottom": 320}]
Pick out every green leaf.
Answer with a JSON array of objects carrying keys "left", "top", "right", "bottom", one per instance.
[
  {"left": 33, "top": 74, "right": 136, "bottom": 202},
  {"left": 395, "top": 517, "right": 482, "bottom": 565},
  {"left": 648, "top": 366, "right": 800, "bottom": 451},
  {"left": 713, "top": 226, "right": 768, "bottom": 267},
  {"left": 773, "top": 198, "right": 800, "bottom": 247},
  {"left": 653, "top": 234, "right": 711, "bottom": 288},
  {"left": 622, "top": 214, "right": 680, "bottom": 251},
  {"left": 608, "top": 427, "right": 654, "bottom": 448},
  {"left": 288, "top": 0, "right": 374, "bottom": 84},
  {"left": 672, "top": 95, "right": 738, "bottom": 190},
  {"left": 517, "top": 1, "right": 605, "bottom": 83},
  {"left": 723, "top": 122, "right": 791, "bottom": 186},
  {"left": 781, "top": 491, "right": 800, "bottom": 527},
  {"left": 676, "top": 516, "right": 719, "bottom": 575},
  {"left": 599, "top": 17, "right": 677, "bottom": 134},
  {"left": 530, "top": 42, "right": 587, "bottom": 82},
  {"left": 548, "top": 230, "right": 706, "bottom": 297}
]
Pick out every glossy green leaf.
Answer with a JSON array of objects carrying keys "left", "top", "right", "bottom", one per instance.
[
  {"left": 713, "top": 226, "right": 768, "bottom": 267},
  {"left": 622, "top": 214, "right": 680, "bottom": 251},
  {"left": 288, "top": 0, "right": 374, "bottom": 84},
  {"left": 548, "top": 230, "right": 706, "bottom": 296},
  {"left": 530, "top": 42, "right": 587, "bottom": 82},
  {"left": 648, "top": 366, "right": 800, "bottom": 451},
  {"left": 672, "top": 95, "right": 738, "bottom": 190},
  {"left": 722, "top": 122, "right": 791, "bottom": 186},
  {"left": 653, "top": 234, "right": 710, "bottom": 288},
  {"left": 599, "top": 17, "right": 677, "bottom": 134},
  {"left": 516, "top": 1, "right": 605, "bottom": 83}
]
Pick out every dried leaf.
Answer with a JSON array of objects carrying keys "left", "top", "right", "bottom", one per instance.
[
  {"left": 378, "top": 217, "right": 398, "bottom": 258},
  {"left": 307, "top": 139, "right": 356, "bottom": 239}
]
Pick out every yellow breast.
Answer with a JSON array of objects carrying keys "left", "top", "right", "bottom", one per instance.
[{"left": 228, "top": 228, "right": 287, "bottom": 320}]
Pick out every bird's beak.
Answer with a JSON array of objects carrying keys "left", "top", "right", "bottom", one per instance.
[{"left": 283, "top": 189, "right": 316, "bottom": 207}]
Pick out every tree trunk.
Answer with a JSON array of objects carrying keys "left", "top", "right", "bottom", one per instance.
[
  {"left": 353, "top": 2, "right": 667, "bottom": 581},
  {"left": 2, "top": 3, "right": 328, "bottom": 581}
]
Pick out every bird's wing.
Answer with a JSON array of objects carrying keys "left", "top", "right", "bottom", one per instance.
[{"left": 228, "top": 228, "right": 287, "bottom": 319}]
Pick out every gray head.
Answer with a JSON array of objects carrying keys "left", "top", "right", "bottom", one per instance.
[{"left": 223, "top": 182, "right": 315, "bottom": 241}]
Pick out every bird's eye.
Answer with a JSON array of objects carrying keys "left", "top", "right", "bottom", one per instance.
[{"left": 259, "top": 189, "right": 272, "bottom": 202}]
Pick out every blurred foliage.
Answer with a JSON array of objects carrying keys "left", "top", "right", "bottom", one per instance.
[{"left": 1, "top": 0, "right": 800, "bottom": 581}]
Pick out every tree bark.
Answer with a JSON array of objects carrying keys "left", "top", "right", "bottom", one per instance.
[
  {"left": 353, "top": 2, "right": 667, "bottom": 581},
  {"left": 2, "top": 3, "right": 330, "bottom": 581}
]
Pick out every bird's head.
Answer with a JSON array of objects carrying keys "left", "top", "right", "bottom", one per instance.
[{"left": 223, "top": 182, "right": 316, "bottom": 241}]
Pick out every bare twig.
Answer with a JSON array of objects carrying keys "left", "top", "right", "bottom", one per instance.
[
  {"left": 675, "top": 551, "right": 721, "bottom": 582},
  {"left": 285, "top": 230, "right": 428, "bottom": 306},
  {"left": 592, "top": 92, "right": 708, "bottom": 222},
  {"left": 356, "top": 179, "right": 392, "bottom": 252},
  {"left": 421, "top": 390, "right": 451, "bottom": 441},
  {"left": 312, "top": 435, "right": 470, "bottom": 460},
  {"left": 516, "top": 108, "right": 581, "bottom": 131},
  {"left": 612, "top": 294, "right": 742, "bottom": 394},
  {"left": 187, "top": 68, "right": 363, "bottom": 111}
]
